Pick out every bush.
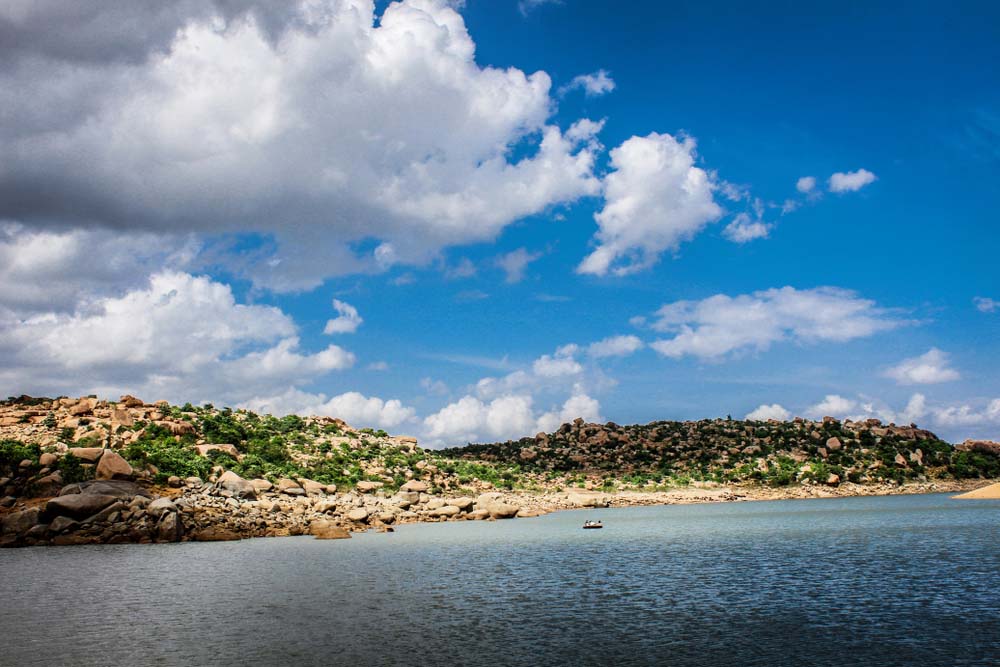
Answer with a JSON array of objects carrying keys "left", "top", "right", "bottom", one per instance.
[
  {"left": 56, "top": 452, "right": 91, "bottom": 484},
  {"left": 122, "top": 426, "right": 210, "bottom": 482},
  {"left": 0, "top": 439, "right": 40, "bottom": 470}
]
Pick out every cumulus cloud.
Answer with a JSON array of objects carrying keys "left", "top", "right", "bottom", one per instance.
[
  {"left": 586, "top": 335, "right": 644, "bottom": 358},
  {"left": 241, "top": 388, "right": 416, "bottom": 429},
  {"left": 496, "top": 247, "right": 543, "bottom": 284},
  {"left": 807, "top": 394, "right": 858, "bottom": 418},
  {"left": 646, "top": 286, "right": 902, "bottom": 360},
  {"left": 560, "top": 69, "right": 615, "bottom": 97},
  {"left": 796, "top": 176, "right": 816, "bottom": 193},
  {"left": 0, "top": 0, "right": 601, "bottom": 291},
  {"left": 722, "top": 212, "right": 772, "bottom": 243},
  {"left": 423, "top": 390, "right": 602, "bottom": 447},
  {"left": 829, "top": 168, "right": 877, "bottom": 193},
  {"left": 745, "top": 404, "right": 791, "bottom": 421},
  {"left": 324, "top": 299, "right": 363, "bottom": 335},
  {"left": 0, "top": 271, "right": 354, "bottom": 404},
  {"left": 974, "top": 296, "right": 998, "bottom": 313},
  {"left": 883, "top": 348, "right": 960, "bottom": 385},
  {"left": 578, "top": 132, "right": 722, "bottom": 276}
]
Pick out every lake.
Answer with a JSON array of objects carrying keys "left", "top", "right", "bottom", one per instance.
[{"left": 1, "top": 493, "right": 998, "bottom": 666}]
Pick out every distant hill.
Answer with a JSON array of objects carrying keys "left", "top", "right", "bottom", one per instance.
[{"left": 439, "top": 416, "right": 1000, "bottom": 488}]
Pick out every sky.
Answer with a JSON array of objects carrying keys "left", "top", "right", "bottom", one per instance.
[{"left": 1, "top": 0, "right": 998, "bottom": 446}]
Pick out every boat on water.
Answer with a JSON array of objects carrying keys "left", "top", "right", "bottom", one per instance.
[{"left": 583, "top": 520, "right": 603, "bottom": 529}]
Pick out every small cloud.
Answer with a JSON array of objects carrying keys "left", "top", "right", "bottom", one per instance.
[
  {"left": 796, "top": 176, "right": 816, "bottom": 193},
  {"left": 455, "top": 289, "right": 489, "bottom": 302},
  {"left": 559, "top": 69, "right": 615, "bottom": 97},
  {"left": 391, "top": 273, "right": 416, "bottom": 286},
  {"left": 807, "top": 394, "right": 857, "bottom": 418},
  {"left": 324, "top": 299, "right": 362, "bottom": 334},
  {"left": 829, "top": 168, "right": 877, "bottom": 193},
  {"left": 745, "top": 403, "right": 790, "bottom": 421},
  {"left": 420, "top": 377, "right": 449, "bottom": 395},
  {"left": 445, "top": 257, "right": 477, "bottom": 280},
  {"left": 883, "top": 348, "right": 960, "bottom": 385},
  {"left": 495, "top": 247, "right": 542, "bottom": 284},
  {"left": 722, "top": 212, "right": 772, "bottom": 244},
  {"left": 535, "top": 293, "right": 571, "bottom": 303},
  {"left": 974, "top": 296, "right": 998, "bottom": 313},
  {"left": 518, "top": 0, "right": 562, "bottom": 16},
  {"left": 367, "top": 361, "right": 389, "bottom": 371},
  {"left": 586, "top": 334, "right": 644, "bottom": 359}
]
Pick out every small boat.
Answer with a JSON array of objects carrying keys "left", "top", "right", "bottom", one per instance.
[{"left": 583, "top": 520, "right": 603, "bottom": 529}]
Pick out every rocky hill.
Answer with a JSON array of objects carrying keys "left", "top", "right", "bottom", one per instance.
[
  {"left": 441, "top": 416, "right": 1000, "bottom": 488},
  {"left": 1, "top": 394, "right": 998, "bottom": 548}
]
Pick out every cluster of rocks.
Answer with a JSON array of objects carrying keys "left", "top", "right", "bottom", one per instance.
[{"left": 0, "top": 480, "right": 181, "bottom": 547}]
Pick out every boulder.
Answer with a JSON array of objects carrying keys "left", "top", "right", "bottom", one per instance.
[
  {"left": 216, "top": 471, "right": 256, "bottom": 499},
  {"left": 249, "top": 478, "right": 273, "bottom": 492},
  {"left": 194, "top": 444, "right": 241, "bottom": 459},
  {"left": 825, "top": 473, "right": 841, "bottom": 486},
  {"left": 147, "top": 497, "right": 176, "bottom": 518},
  {"left": 487, "top": 503, "right": 519, "bottom": 519},
  {"left": 451, "top": 497, "right": 475, "bottom": 512},
  {"left": 277, "top": 478, "right": 305, "bottom": 496},
  {"left": 346, "top": 508, "right": 370, "bottom": 523},
  {"left": 184, "top": 476, "right": 204, "bottom": 488},
  {"left": 324, "top": 484, "right": 338, "bottom": 495},
  {"left": 826, "top": 437, "right": 842, "bottom": 452},
  {"left": 400, "top": 480, "right": 429, "bottom": 493},
  {"left": 48, "top": 516, "right": 78, "bottom": 534},
  {"left": 39, "top": 452, "right": 58, "bottom": 467},
  {"left": 475, "top": 492, "right": 504, "bottom": 508},
  {"left": 43, "top": 494, "right": 118, "bottom": 521},
  {"left": 68, "top": 400, "right": 94, "bottom": 416},
  {"left": 167, "top": 475, "right": 182, "bottom": 488},
  {"left": 356, "top": 481, "right": 383, "bottom": 493},
  {"left": 67, "top": 447, "right": 104, "bottom": 463},
  {"left": 1, "top": 508, "right": 40, "bottom": 535},
  {"left": 119, "top": 395, "right": 144, "bottom": 408},
  {"left": 310, "top": 520, "right": 352, "bottom": 540},
  {"left": 298, "top": 479, "right": 326, "bottom": 495},
  {"left": 432, "top": 505, "right": 461, "bottom": 517},
  {"left": 191, "top": 527, "right": 241, "bottom": 542},
  {"left": 32, "top": 471, "right": 64, "bottom": 497},
  {"left": 95, "top": 450, "right": 134, "bottom": 480},
  {"left": 157, "top": 511, "right": 183, "bottom": 542},
  {"left": 894, "top": 453, "right": 908, "bottom": 467}
]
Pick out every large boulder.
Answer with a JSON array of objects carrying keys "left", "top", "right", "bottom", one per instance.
[
  {"left": 61, "top": 480, "right": 151, "bottom": 499},
  {"left": 346, "top": 508, "right": 369, "bottom": 523},
  {"left": 146, "top": 497, "right": 177, "bottom": 518},
  {"left": 432, "top": 505, "right": 461, "bottom": 517},
  {"left": 157, "top": 511, "right": 183, "bottom": 542},
  {"left": 1, "top": 508, "right": 40, "bottom": 535},
  {"left": 32, "top": 471, "right": 64, "bottom": 497},
  {"left": 67, "top": 447, "right": 104, "bottom": 463},
  {"left": 487, "top": 503, "right": 520, "bottom": 519},
  {"left": 356, "top": 481, "right": 383, "bottom": 493},
  {"left": 216, "top": 470, "right": 256, "bottom": 499},
  {"left": 43, "top": 494, "right": 118, "bottom": 521},
  {"left": 298, "top": 479, "right": 326, "bottom": 495},
  {"left": 400, "top": 480, "right": 429, "bottom": 493},
  {"left": 39, "top": 452, "right": 58, "bottom": 467},
  {"left": 451, "top": 497, "right": 475, "bottom": 512},
  {"left": 95, "top": 450, "right": 134, "bottom": 480},
  {"left": 310, "top": 520, "right": 352, "bottom": 540}
]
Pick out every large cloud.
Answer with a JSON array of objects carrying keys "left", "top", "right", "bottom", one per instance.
[
  {"left": 578, "top": 132, "right": 722, "bottom": 276},
  {"left": 647, "top": 286, "right": 902, "bottom": 360},
  {"left": 0, "top": 0, "right": 601, "bottom": 291},
  {"left": 883, "top": 348, "right": 960, "bottom": 385},
  {"left": 241, "top": 388, "right": 417, "bottom": 430},
  {"left": 0, "top": 271, "right": 354, "bottom": 403}
]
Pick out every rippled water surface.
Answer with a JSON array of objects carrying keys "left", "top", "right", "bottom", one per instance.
[{"left": 2, "top": 493, "right": 999, "bottom": 666}]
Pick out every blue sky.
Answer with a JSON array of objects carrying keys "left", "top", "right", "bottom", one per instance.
[{"left": 1, "top": 0, "right": 997, "bottom": 445}]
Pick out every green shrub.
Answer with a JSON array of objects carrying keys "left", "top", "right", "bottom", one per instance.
[
  {"left": 56, "top": 452, "right": 91, "bottom": 484},
  {"left": 0, "top": 439, "right": 40, "bottom": 470}
]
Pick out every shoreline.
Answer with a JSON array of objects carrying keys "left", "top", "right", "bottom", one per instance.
[{"left": 3, "top": 477, "right": 993, "bottom": 548}]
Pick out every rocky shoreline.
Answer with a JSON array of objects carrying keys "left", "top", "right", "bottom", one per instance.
[{"left": 1, "top": 472, "right": 991, "bottom": 548}]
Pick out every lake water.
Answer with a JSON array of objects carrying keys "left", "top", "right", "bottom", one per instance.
[{"left": 1, "top": 493, "right": 999, "bottom": 666}]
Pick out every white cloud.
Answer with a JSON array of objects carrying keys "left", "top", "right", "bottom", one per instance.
[
  {"left": 807, "top": 394, "right": 858, "bottom": 418},
  {"left": 536, "top": 393, "right": 603, "bottom": 433},
  {"left": 883, "top": 348, "right": 960, "bottom": 385},
  {"left": 829, "top": 168, "right": 877, "bottom": 193},
  {"left": 420, "top": 377, "right": 449, "bottom": 395},
  {"left": 586, "top": 334, "right": 644, "bottom": 358},
  {"left": 0, "top": 271, "right": 354, "bottom": 404},
  {"left": 496, "top": 247, "right": 543, "bottom": 284},
  {"left": 423, "top": 390, "right": 602, "bottom": 446},
  {"left": 578, "top": 132, "right": 722, "bottom": 276},
  {"left": 324, "top": 299, "right": 363, "bottom": 335},
  {"left": 560, "top": 69, "right": 616, "bottom": 97},
  {"left": 933, "top": 399, "right": 1000, "bottom": 427},
  {"left": 367, "top": 361, "right": 389, "bottom": 371},
  {"left": 1, "top": 0, "right": 601, "bottom": 291},
  {"left": 444, "top": 257, "right": 477, "bottom": 279},
  {"left": 241, "top": 388, "right": 416, "bottom": 429},
  {"left": 796, "top": 176, "right": 816, "bottom": 193},
  {"left": 518, "top": 0, "right": 562, "bottom": 16},
  {"left": 532, "top": 354, "right": 584, "bottom": 378},
  {"left": 647, "top": 286, "right": 902, "bottom": 360},
  {"left": 745, "top": 403, "right": 791, "bottom": 421},
  {"left": 722, "top": 212, "right": 772, "bottom": 243},
  {"left": 974, "top": 296, "right": 999, "bottom": 313}
]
